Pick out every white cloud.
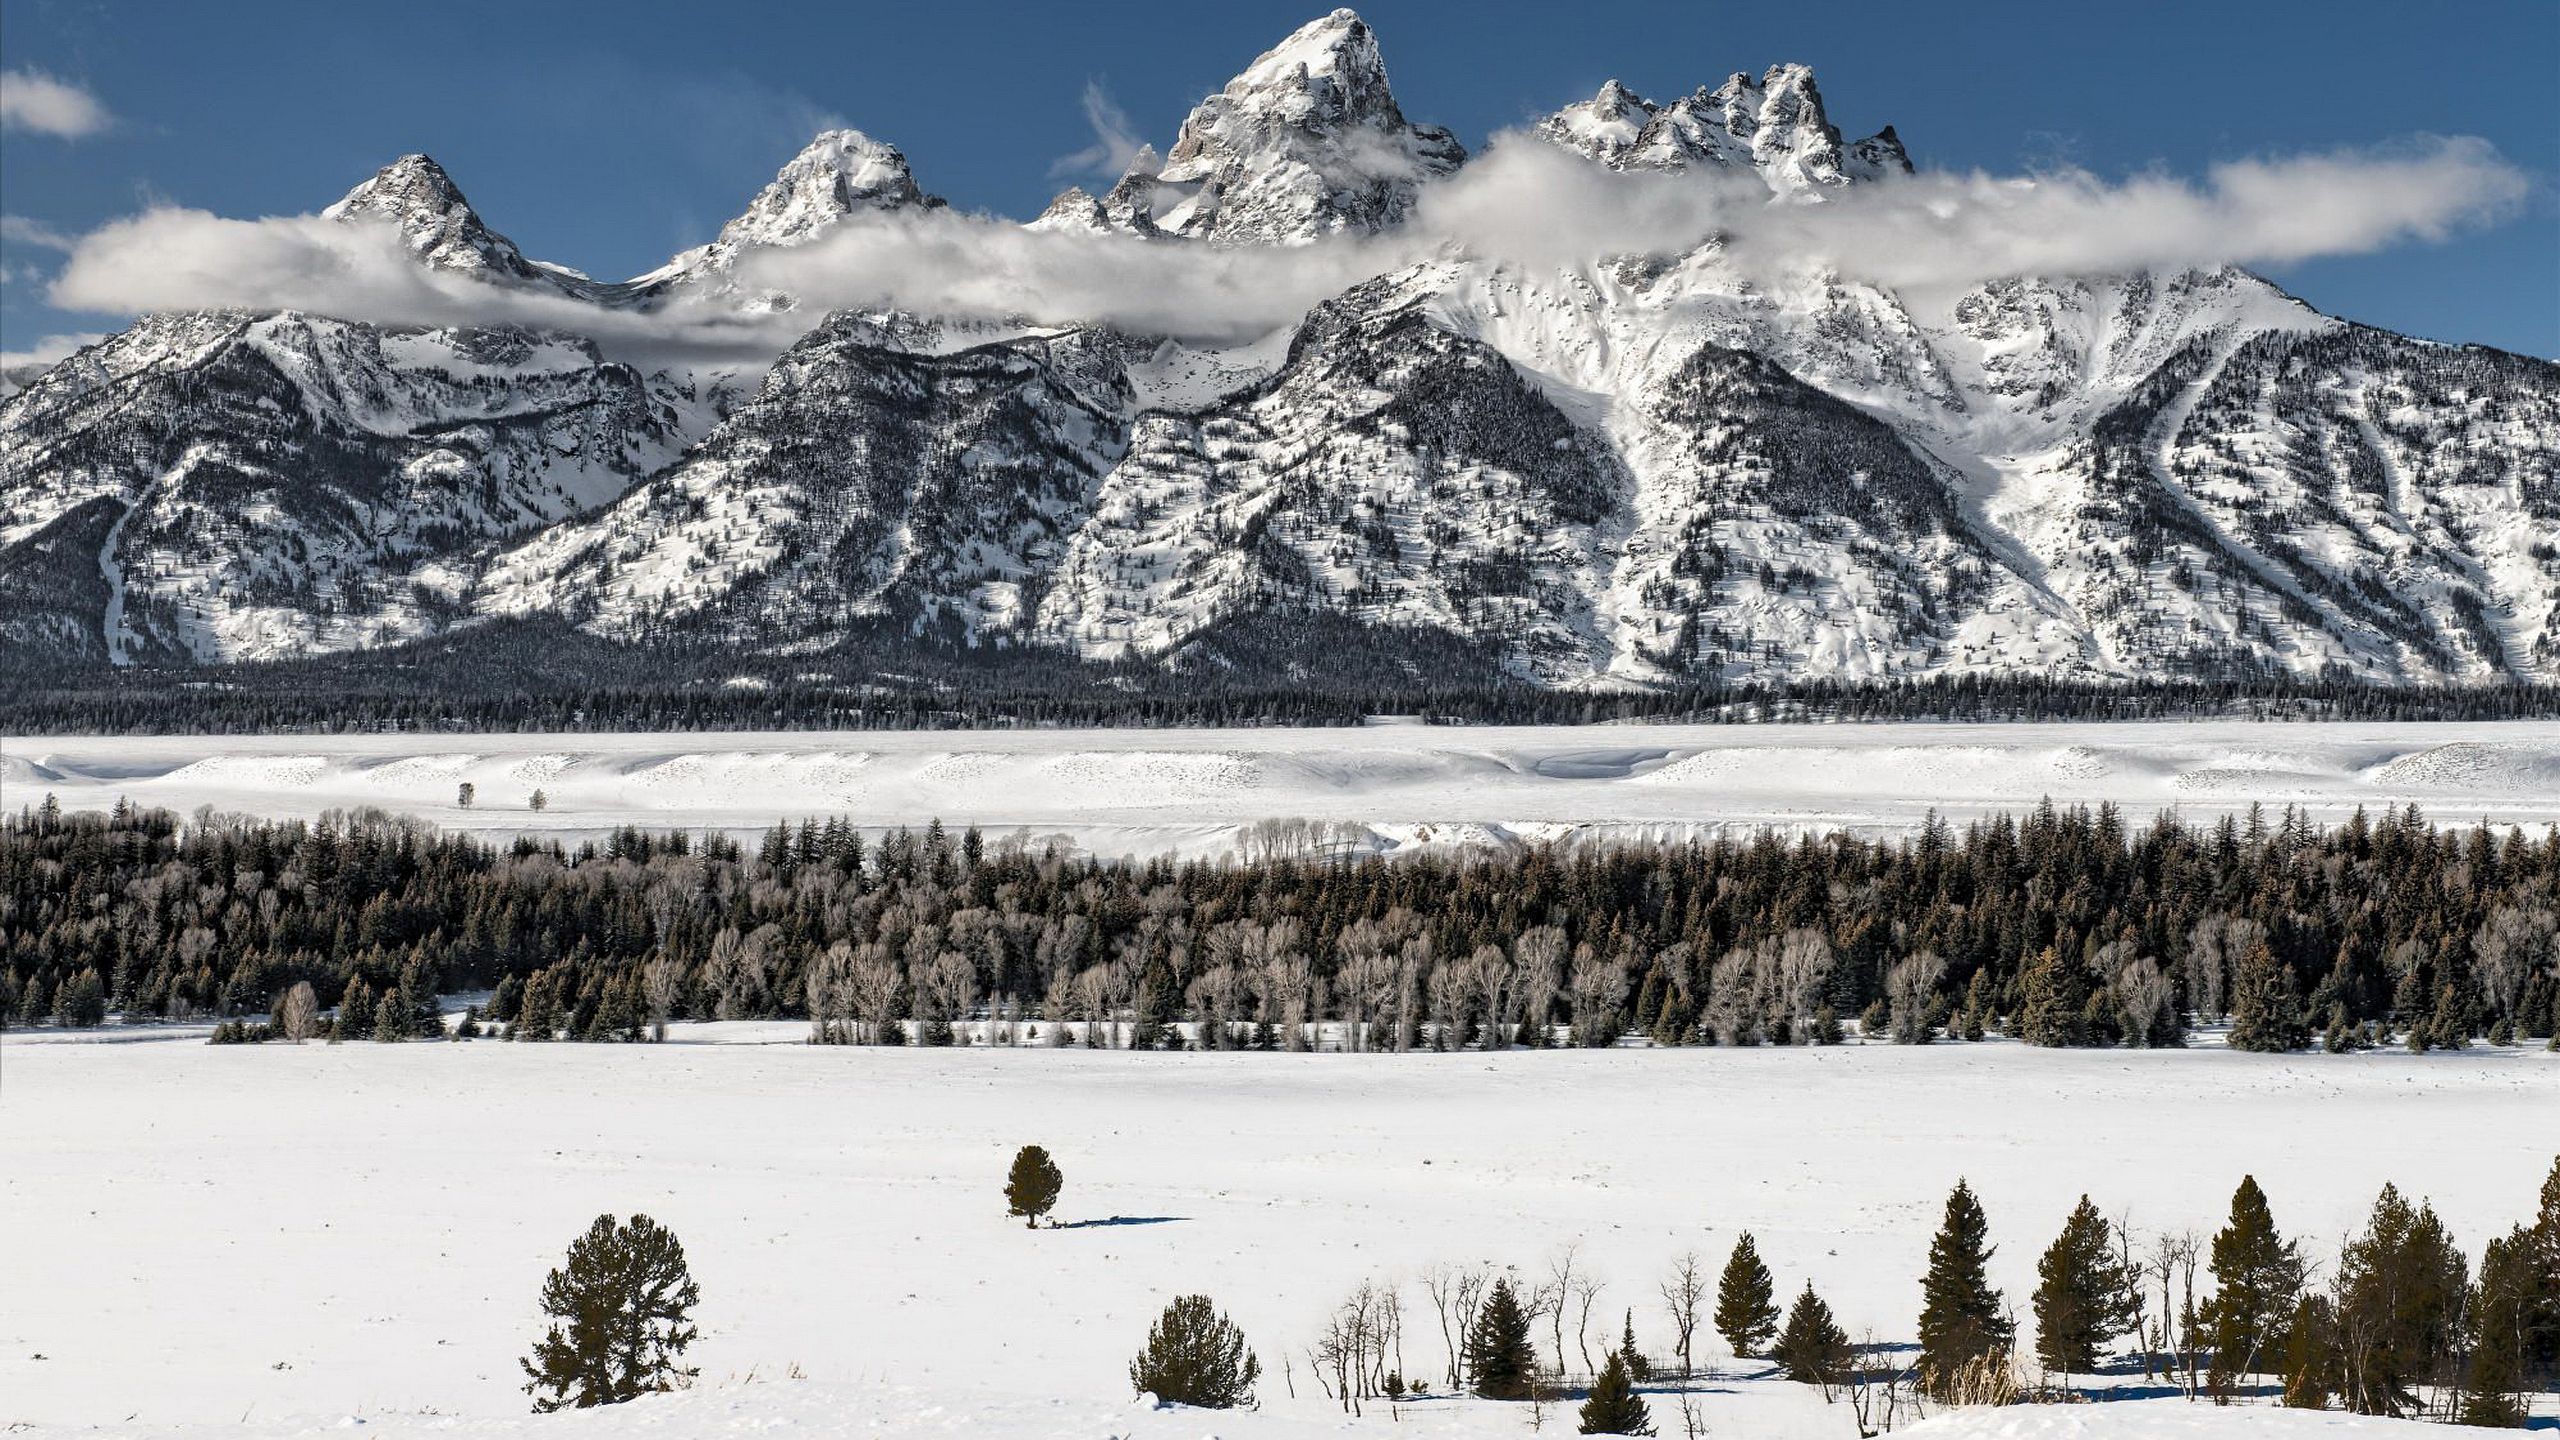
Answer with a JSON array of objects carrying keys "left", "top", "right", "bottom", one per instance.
[
  {"left": 2, "top": 215, "right": 80, "bottom": 252},
  {"left": 48, "top": 208, "right": 797, "bottom": 365},
  {"left": 38, "top": 132, "right": 2533, "bottom": 359},
  {"left": 1413, "top": 132, "right": 2531, "bottom": 294},
  {"left": 0, "top": 332, "right": 106, "bottom": 387},
  {"left": 1047, "top": 81, "right": 1147, "bottom": 181},
  {"left": 0, "top": 68, "right": 112, "bottom": 138}
]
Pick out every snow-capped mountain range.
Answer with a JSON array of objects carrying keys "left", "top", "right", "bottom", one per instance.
[{"left": 5, "top": 9, "right": 2554, "bottom": 688}]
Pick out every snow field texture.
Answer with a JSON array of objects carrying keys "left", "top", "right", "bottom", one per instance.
[
  {"left": 2, "top": 1031, "right": 2550, "bottom": 1434},
  {"left": 7, "top": 720, "right": 2560, "bottom": 858}
]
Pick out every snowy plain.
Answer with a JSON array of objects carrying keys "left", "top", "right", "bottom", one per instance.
[
  {"left": 2, "top": 1027, "right": 2550, "bottom": 1435},
  {"left": 7, "top": 720, "right": 2560, "bottom": 857}
]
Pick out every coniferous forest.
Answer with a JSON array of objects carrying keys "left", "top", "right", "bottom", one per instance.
[
  {"left": 5, "top": 794, "right": 2554, "bottom": 1053},
  {"left": 2, "top": 613, "right": 2556, "bottom": 736}
]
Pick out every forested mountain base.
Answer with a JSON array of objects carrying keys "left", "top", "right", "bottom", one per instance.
[
  {"left": 2, "top": 615, "right": 2556, "bottom": 735},
  {"left": 6, "top": 795, "right": 2554, "bottom": 1053}
]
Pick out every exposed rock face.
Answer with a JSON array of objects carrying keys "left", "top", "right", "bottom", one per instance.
[{"left": 5, "top": 10, "right": 2553, "bottom": 689}]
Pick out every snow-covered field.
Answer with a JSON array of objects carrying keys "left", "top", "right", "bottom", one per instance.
[
  {"left": 3, "top": 1028, "right": 2549, "bottom": 1435},
  {"left": 8, "top": 720, "right": 2559, "bottom": 855}
]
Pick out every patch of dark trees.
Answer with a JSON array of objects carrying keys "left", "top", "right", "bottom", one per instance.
[{"left": 6, "top": 793, "right": 2554, "bottom": 1059}]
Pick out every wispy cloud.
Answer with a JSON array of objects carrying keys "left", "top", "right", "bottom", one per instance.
[
  {"left": 38, "top": 132, "right": 2534, "bottom": 359},
  {"left": 2, "top": 215, "right": 80, "bottom": 252},
  {"left": 1, "top": 332, "right": 106, "bottom": 375},
  {"left": 1047, "top": 81, "right": 1147, "bottom": 181},
  {"left": 0, "top": 68, "right": 112, "bottom": 138}
]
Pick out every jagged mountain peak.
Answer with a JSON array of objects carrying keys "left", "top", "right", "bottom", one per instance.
[
  {"left": 1539, "top": 61, "right": 1901, "bottom": 192},
  {"left": 323, "top": 153, "right": 549, "bottom": 283},
  {"left": 634, "top": 127, "right": 942, "bottom": 293},
  {"left": 1220, "top": 8, "right": 1394, "bottom": 111},
  {"left": 718, "top": 128, "right": 939, "bottom": 250},
  {"left": 1143, "top": 7, "right": 1464, "bottom": 243}
]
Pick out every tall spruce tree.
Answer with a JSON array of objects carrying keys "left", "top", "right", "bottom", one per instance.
[
  {"left": 1576, "top": 1352, "right": 1654, "bottom": 1435},
  {"left": 2228, "top": 942, "right": 2310, "bottom": 1052},
  {"left": 1128, "top": 1294, "right": 1260, "bottom": 1409},
  {"left": 1617, "top": 1308, "right": 1651, "bottom": 1381},
  {"left": 1005, "top": 1144, "right": 1064, "bottom": 1228},
  {"left": 2525, "top": 1156, "right": 2560, "bottom": 1379},
  {"left": 1465, "top": 1278, "right": 1539, "bottom": 1400},
  {"left": 2200, "top": 1175, "right": 2307, "bottom": 1393},
  {"left": 1918, "top": 1179, "right": 2013, "bottom": 1399},
  {"left": 2030, "top": 1195, "right": 2135, "bottom": 1373},
  {"left": 2019, "top": 945, "right": 2085, "bottom": 1047},
  {"left": 1714, "top": 1233, "right": 1781, "bottom": 1358},
  {"left": 520, "top": 1214, "right": 700, "bottom": 1412},
  {"left": 2330, "top": 1183, "right": 2469, "bottom": 1416},
  {"left": 2460, "top": 1227, "right": 2534, "bottom": 1427},
  {"left": 1773, "top": 1282, "right": 1852, "bottom": 1387}
]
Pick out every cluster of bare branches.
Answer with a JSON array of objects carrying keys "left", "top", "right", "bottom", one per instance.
[{"left": 1308, "top": 1280, "right": 1407, "bottom": 1416}]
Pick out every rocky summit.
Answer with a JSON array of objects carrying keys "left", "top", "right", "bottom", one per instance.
[{"left": 4, "top": 10, "right": 2553, "bottom": 692}]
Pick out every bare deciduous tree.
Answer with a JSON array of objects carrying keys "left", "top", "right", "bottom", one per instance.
[
  {"left": 278, "top": 980, "right": 317, "bottom": 1044},
  {"left": 1660, "top": 1250, "right": 1707, "bottom": 1379}
]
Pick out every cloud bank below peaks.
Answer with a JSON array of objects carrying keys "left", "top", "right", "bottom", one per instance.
[{"left": 42, "top": 133, "right": 2535, "bottom": 358}]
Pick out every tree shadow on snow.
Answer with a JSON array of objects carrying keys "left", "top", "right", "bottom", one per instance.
[{"left": 1052, "top": 1215, "right": 1188, "bottom": 1229}]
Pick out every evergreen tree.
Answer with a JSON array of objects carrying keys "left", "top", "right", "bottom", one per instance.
[
  {"left": 1714, "top": 1232, "right": 1781, "bottom": 1358},
  {"left": 338, "top": 976, "right": 377, "bottom": 1041},
  {"left": 2200, "top": 1175, "right": 2306, "bottom": 1393},
  {"left": 520, "top": 1214, "right": 700, "bottom": 1412},
  {"left": 56, "top": 967, "right": 106, "bottom": 1027},
  {"left": 373, "top": 988, "right": 411, "bottom": 1042},
  {"left": 1617, "top": 1308, "right": 1651, "bottom": 1382},
  {"left": 2030, "top": 1195, "right": 2135, "bottom": 1373},
  {"left": 1576, "top": 1352, "right": 1653, "bottom": 1435},
  {"left": 2526, "top": 1156, "right": 2560, "bottom": 1381},
  {"left": 1465, "top": 1278, "right": 1539, "bottom": 1400},
  {"left": 1128, "top": 1294, "right": 1260, "bottom": 1409},
  {"left": 1772, "top": 1282, "right": 1852, "bottom": 1387},
  {"left": 1005, "top": 1144, "right": 1064, "bottom": 1228},
  {"left": 2019, "top": 945, "right": 2084, "bottom": 1047},
  {"left": 1918, "top": 1179, "right": 2013, "bottom": 1399},
  {"left": 2329, "top": 1183, "right": 2469, "bottom": 1416},
  {"left": 2279, "top": 1294, "right": 2341, "bottom": 1410},
  {"left": 2228, "top": 942, "right": 2309, "bottom": 1052},
  {"left": 2460, "top": 1227, "right": 2534, "bottom": 1427}
]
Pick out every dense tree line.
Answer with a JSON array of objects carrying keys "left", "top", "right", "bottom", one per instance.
[
  {"left": 5, "top": 794, "right": 2554, "bottom": 1057},
  {"left": 3, "top": 609, "right": 2555, "bottom": 735}
]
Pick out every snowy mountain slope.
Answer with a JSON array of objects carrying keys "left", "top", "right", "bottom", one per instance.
[
  {"left": 474, "top": 317, "right": 1137, "bottom": 644},
  {"left": 0, "top": 310, "right": 694, "bottom": 663},
  {"left": 2, "top": 9, "right": 2553, "bottom": 690}
]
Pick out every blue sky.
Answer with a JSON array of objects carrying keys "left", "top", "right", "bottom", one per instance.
[{"left": 3, "top": 0, "right": 2554, "bottom": 357}]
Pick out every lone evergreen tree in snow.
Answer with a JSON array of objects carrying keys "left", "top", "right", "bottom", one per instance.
[
  {"left": 2030, "top": 1195, "right": 2135, "bottom": 1374},
  {"left": 1714, "top": 1232, "right": 1781, "bottom": 1358},
  {"left": 1773, "top": 1282, "right": 1852, "bottom": 1387},
  {"left": 1576, "top": 1352, "right": 1654, "bottom": 1435},
  {"left": 1128, "top": 1294, "right": 1260, "bottom": 1409},
  {"left": 1616, "top": 1308, "right": 1651, "bottom": 1381},
  {"left": 1465, "top": 1277, "right": 1539, "bottom": 1400},
  {"left": 1005, "top": 1144, "right": 1064, "bottom": 1228},
  {"left": 1918, "top": 1179, "right": 2013, "bottom": 1399},
  {"left": 2201, "top": 1175, "right": 2306, "bottom": 1394},
  {"left": 520, "top": 1214, "right": 700, "bottom": 1412}
]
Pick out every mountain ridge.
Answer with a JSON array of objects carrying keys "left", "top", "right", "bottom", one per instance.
[{"left": 3, "top": 9, "right": 2553, "bottom": 698}]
